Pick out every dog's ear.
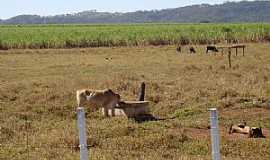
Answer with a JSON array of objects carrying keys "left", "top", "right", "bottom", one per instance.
[{"left": 85, "top": 90, "right": 90, "bottom": 96}]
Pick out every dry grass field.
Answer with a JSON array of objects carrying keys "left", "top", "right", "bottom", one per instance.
[{"left": 0, "top": 43, "right": 270, "bottom": 159}]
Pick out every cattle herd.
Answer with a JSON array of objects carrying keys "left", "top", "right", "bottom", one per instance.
[{"left": 176, "top": 44, "right": 246, "bottom": 56}]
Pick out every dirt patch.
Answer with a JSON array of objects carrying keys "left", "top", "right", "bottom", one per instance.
[{"left": 184, "top": 128, "right": 210, "bottom": 139}]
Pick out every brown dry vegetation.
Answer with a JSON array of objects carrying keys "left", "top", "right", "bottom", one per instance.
[{"left": 0, "top": 43, "right": 270, "bottom": 160}]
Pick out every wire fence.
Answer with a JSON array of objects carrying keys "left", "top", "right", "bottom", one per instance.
[
  {"left": 0, "top": 108, "right": 220, "bottom": 160},
  {"left": 0, "top": 109, "right": 79, "bottom": 160}
]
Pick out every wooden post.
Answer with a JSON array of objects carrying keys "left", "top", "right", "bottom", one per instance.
[
  {"left": 137, "top": 82, "right": 145, "bottom": 101},
  {"left": 228, "top": 49, "right": 232, "bottom": 68},
  {"left": 235, "top": 47, "right": 238, "bottom": 56},
  {"left": 243, "top": 46, "right": 245, "bottom": 56},
  {"left": 77, "top": 107, "right": 89, "bottom": 160},
  {"left": 209, "top": 108, "right": 221, "bottom": 160}
]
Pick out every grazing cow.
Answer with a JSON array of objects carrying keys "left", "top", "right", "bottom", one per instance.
[
  {"left": 176, "top": 46, "right": 182, "bottom": 53},
  {"left": 206, "top": 45, "right": 219, "bottom": 54},
  {"left": 76, "top": 89, "right": 121, "bottom": 117},
  {"left": 189, "top": 46, "right": 196, "bottom": 54}
]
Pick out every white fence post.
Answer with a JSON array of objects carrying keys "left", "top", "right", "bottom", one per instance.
[
  {"left": 209, "top": 108, "right": 220, "bottom": 160},
  {"left": 77, "top": 107, "right": 89, "bottom": 160}
]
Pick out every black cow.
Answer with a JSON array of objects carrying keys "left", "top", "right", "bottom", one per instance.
[
  {"left": 206, "top": 45, "right": 219, "bottom": 54},
  {"left": 176, "top": 46, "right": 181, "bottom": 53},
  {"left": 189, "top": 47, "right": 196, "bottom": 54}
]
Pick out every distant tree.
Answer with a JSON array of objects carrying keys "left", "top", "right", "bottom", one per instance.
[{"left": 200, "top": 20, "right": 211, "bottom": 23}]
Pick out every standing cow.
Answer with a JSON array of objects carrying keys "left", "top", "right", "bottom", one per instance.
[
  {"left": 189, "top": 46, "right": 196, "bottom": 54},
  {"left": 176, "top": 45, "right": 182, "bottom": 53},
  {"left": 206, "top": 45, "right": 219, "bottom": 54}
]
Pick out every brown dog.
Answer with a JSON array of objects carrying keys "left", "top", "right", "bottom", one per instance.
[{"left": 76, "top": 89, "right": 120, "bottom": 117}]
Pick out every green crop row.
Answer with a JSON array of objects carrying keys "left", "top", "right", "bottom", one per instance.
[{"left": 0, "top": 23, "right": 270, "bottom": 49}]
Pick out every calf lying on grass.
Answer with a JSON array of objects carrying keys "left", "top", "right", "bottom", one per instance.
[{"left": 229, "top": 123, "right": 265, "bottom": 138}]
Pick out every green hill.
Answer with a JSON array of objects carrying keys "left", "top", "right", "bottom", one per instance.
[{"left": 1, "top": 1, "right": 270, "bottom": 24}]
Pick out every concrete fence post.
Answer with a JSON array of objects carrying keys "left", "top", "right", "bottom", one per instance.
[
  {"left": 209, "top": 108, "right": 220, "bottom": 160},
  {"left": 77, "top": 107, "right": 89, "bottom": 160}
]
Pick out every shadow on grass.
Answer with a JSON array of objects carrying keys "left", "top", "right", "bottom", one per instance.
[{"left": 133, "top": 114, "right": 176, "bottom": 123}]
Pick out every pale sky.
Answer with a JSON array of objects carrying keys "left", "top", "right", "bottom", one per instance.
[{"left": 0, "top": 0, "right": 248, "bottom": 19}]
